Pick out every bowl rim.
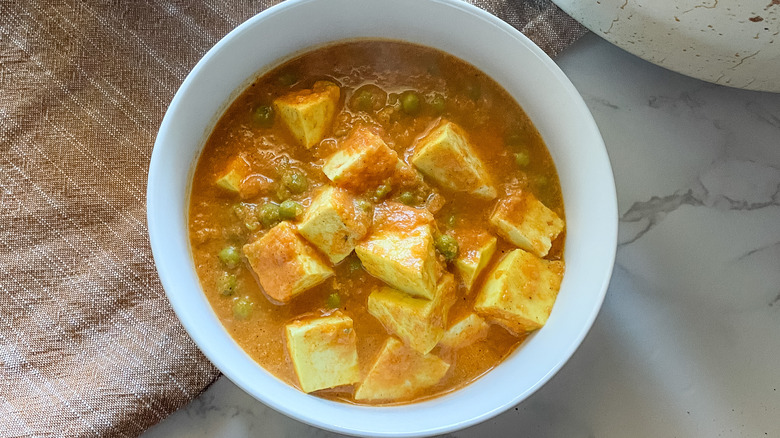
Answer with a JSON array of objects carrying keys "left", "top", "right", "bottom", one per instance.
[{"left": 147, "top": 0, "right": 617, "bottom": 436}]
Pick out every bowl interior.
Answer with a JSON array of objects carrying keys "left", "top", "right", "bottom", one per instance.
[{"left": 147, "top": 0, "right": 617, "bottom": 436}]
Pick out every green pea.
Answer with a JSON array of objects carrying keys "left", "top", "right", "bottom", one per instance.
[
  {"left": 232, "top": 297, "right": 253, "bottom": 319},
  {"left": 465, "top": 82, "right": 481, "bottom": 101},
  {"left": 430, "top": 94, "right": 446, "bottom": 114},
  {"left": 279, "top": 200, "right": 302, "bottom": 220},
  {"left": 435, "top": 234, "right": 459, "bottom": 262},
  {"left": 218, "top": 246, "right": 241, "bottom": 269},
  {"left": 534, "top": 175, "right": 549, "bottom": 189},
  {"left": 505, "top": 129, "right": 525, "bottom": 148},
  {"left": 444, "top": 213, "right": 457, "bottom": 228},
  {"left": 259, "top": 203, "right": 280, "bottom": 228},
  {"left": 400, "top": 91, "right": 421, "bottom": 115},
  {"left": 514, "top": 152, "right": 530, "bottom": 167},
  {"left": 372, "top": 184, "right": 392, "bottom": 202},
  {"left": 355, "top": 198, "right": 372, "bottom": 212},
  {"left": 277, "top": 71, "right": 298, "bottom": 86},
  {"left": 348, "top": 257, "right": 362, "bottom": 273},
  {"left": 398, "top": 191, "right": 416, "bottom": 206},
  {"left": 253, "top": 105, "right": 274, "bottom": 128},
  {"left": 217, "top": 272, "right": 238, "bottom": 296},
  {"left": 354, "top": 89, "right": 374, "bottom": 112},
  {"left": 274, "top": 184, "right": 291, "bottom": 202},
  {"left": 326, "top": 292, "right": 341, "bottom": 309},
  {"left": 283, "top": 170, "right": 308, "bottom": 194}
]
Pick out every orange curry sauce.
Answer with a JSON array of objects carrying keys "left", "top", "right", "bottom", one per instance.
[{"left": 188, "top": 40, "right": 564, "bottom": 405}]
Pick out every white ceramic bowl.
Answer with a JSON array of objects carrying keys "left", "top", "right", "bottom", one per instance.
[{"left": 147, "top": 0, "right": 618, "bottom": 436}]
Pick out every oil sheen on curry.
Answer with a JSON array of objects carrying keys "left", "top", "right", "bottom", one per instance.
[{"left": 189, "top": 40, "right": 566, "bottom": 405}]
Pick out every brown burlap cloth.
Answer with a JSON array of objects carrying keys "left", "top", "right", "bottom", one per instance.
[{"left": 0, "top": 1, "right": 585, "bottom": 436}]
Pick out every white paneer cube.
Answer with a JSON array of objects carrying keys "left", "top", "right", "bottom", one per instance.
[
  {"left": 355, "top": 203, "right": 440, "bottom": 300},
  {"left": 411, "top": 120, "right": 496, "bottom": 199},
  {"left": 353, "top": 337, "right": 450, "bottom": 402},
  {"left": 274, "top": 80, "right": 340, "bottom": 149},
  {"left": 298, "top": 186, "right": 372, "bottom": 264},
  {"left": 437, "top": 313, "right": 490, "bottom": 350},
  {"left": 322, "top": 126, "right": 406, "bottom": 193},
  {"left": 367, "top": 273, "right": 456, "bottom": 354},
  {"left": 243, "top": 221, "right": 333, "bottom": 303},
  {"left": 474, "top": 248, "right": 564, "bottom": 335},
  {"left": 489, "top": 190, "right": 564, "bottom": 258},
  {"left": 215, "top": 154, "right": 251, "bottom": 193},
  {"left": 285, "top": 312, "right": 360, "bottom": 393},
  {"left": 454, "top": 230, "right": 497, "bottom": 291}
]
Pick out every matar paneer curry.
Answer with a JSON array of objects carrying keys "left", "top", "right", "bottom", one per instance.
[{"left": 189, "top": 40, "right": 565, "bottom": 405}]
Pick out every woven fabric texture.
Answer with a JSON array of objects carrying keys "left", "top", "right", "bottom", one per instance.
[{"left": 0, "top": 1, "right": 585, "bottom": 436}]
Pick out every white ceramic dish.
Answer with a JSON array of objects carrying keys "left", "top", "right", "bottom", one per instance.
[
  {"left": 553, "top": 0, "right": 780, "bottom": 92},
  {"left": 147, "top": 0, "right": 617, "bottom": 436}
]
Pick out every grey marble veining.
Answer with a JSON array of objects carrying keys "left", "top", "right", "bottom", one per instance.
[{"left": 143, "top": 33, "right": 780, "bottom": 437}]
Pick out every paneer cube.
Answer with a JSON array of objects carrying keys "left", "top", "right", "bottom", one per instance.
[
  {"left": 474, "top": 248, "right": 564, "bottom": 335},
  {"left": 355, "top": 203, "right": 440, "bottom": 299},
  {"left": 322, "top": 127, "right": 406, "bottom": 193},
  {"left": 298, "top": 186, "right": 372, "bottom": 264},
  {"left": 215, "top": 154, "right": 251, "bottom": 193},
  {"left": 285, "top": 312, "right": 360, "bottom": 393},
  {"left": 274, "top": 80, "right": 340, "bottom": 149},
  {"left": 489, "top": 190, "right": 564, "bottom": 258},
  {"left": 411, "top": 120, "right": 496, "bottom": 199},
  {"left": 367, "top": 273, "right": 456, "bottom": 354},
  {"left": 354, "top": 337, "right": 450, "bottom": 402},
  {"left": 454, "top": 230, "right": 497, "bottom": 291},
  {"left": 437, "top": 313, "right": 490, "bottom": 350},
  {"left": 242, "top": 221, "right": 333, "bottom": 303}
]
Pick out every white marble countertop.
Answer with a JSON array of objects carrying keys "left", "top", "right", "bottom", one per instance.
[{"left": 143, "top": 33, "right": 780, "bottom": 437}]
